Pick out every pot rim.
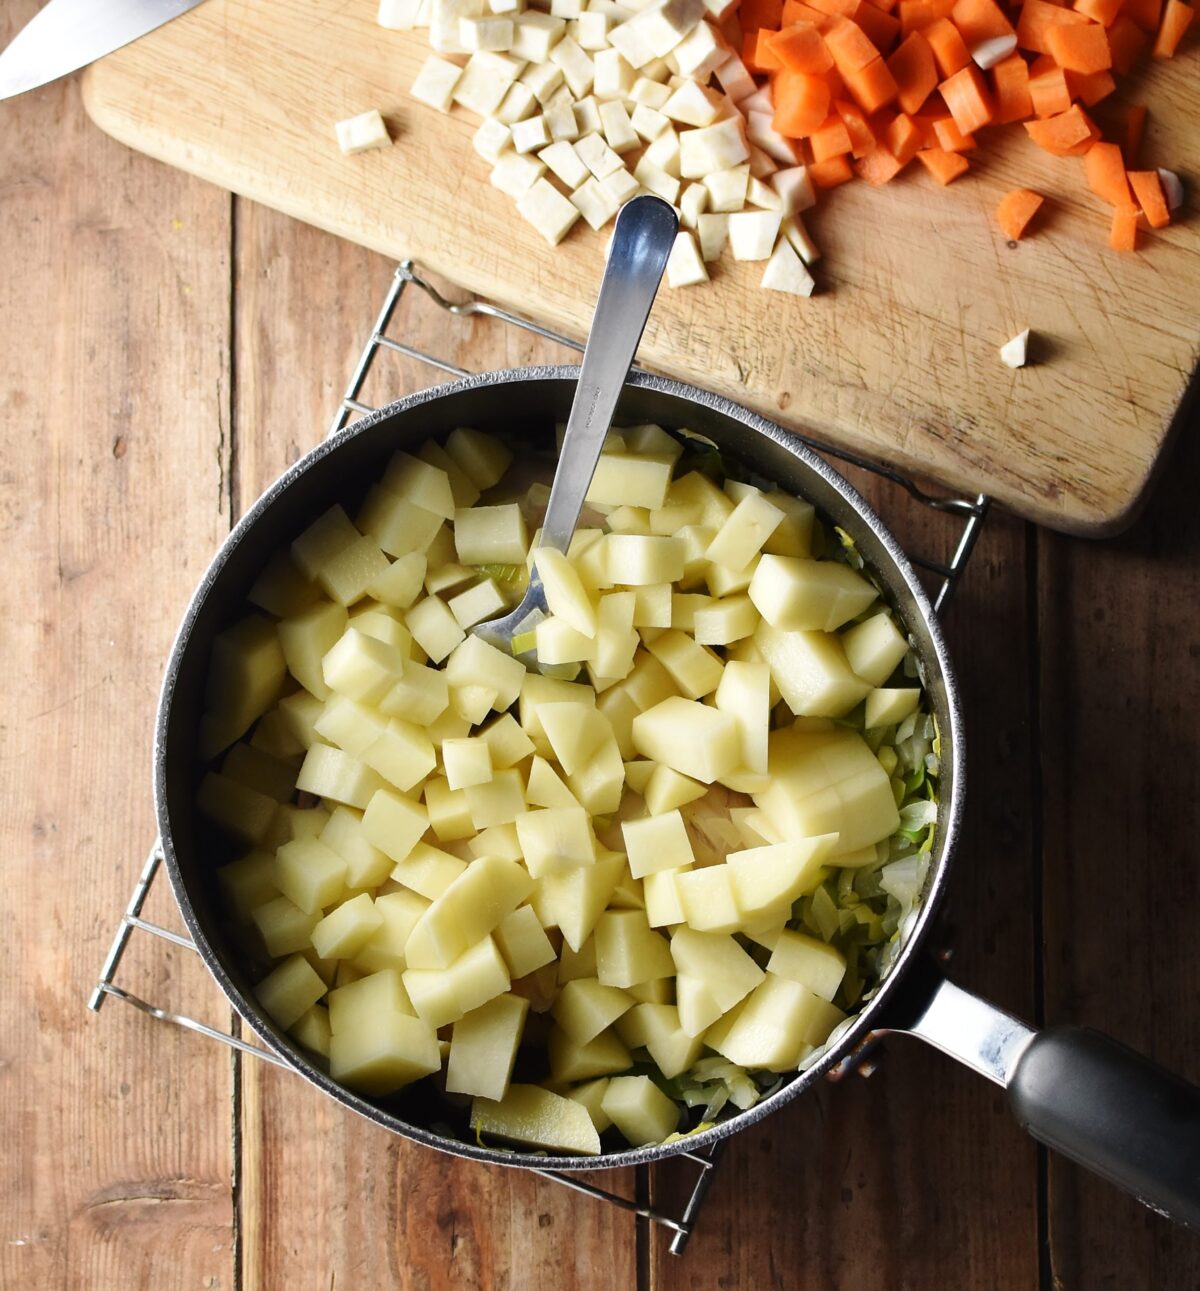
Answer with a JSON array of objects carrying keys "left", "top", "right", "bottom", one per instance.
[{"left": 155, "top": 363, "right": 964, "bottom": 1172}]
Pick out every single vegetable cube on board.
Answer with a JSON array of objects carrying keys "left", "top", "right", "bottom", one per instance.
[{"left": 335, "top": 109, "right": 392, "bottom": 155}]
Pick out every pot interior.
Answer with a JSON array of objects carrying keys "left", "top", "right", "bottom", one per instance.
[{"left": 156, "top": 367, "right": 962, "bottom": 1170}]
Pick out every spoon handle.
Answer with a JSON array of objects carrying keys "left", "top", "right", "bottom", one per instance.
[{"left": 539, "top": 195, "right": 678, "bottom": 554}]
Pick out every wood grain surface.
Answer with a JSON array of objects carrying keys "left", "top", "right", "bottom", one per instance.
[
  {"left": 4, "top": 7, "right": 1200, "bottom": 1285},
  {"left": 79, "top": 0, "right": 1200, "bottom": 536}
]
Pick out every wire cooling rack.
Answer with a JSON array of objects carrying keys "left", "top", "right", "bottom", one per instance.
[{"left": 88, "top": 261, "right": 992, "bottom": 1255}]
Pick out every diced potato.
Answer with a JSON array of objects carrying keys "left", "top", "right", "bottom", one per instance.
[
  {"left": 605, "top": 534, "right": 685, "bottom": 585},
  {"left": 329, "top": 1009, "right": 442, "bottom": 1095},
  {"left": 726, "top": 835, "right": 839, "bottom": 922},
  {"left": 443, "top": 736, "right": 494, "bottom": 790},
  {"left": 219, "top": 850, "right": 279, "bottom": 922},
  {"left": 455, "top": 503, "right": 529, "bottom": 565},
  {"left": 448, "top": 578, "right": 508, "bottom": 629},
  {"left": 622, "top": 1002, "right": 703, "bottom": 1078},
  {"left": 515, "top": 806, "right": 596, "bottom": 877},
  {"left": 675, "top": 972, "right": 723, "bottom": 1036},
  {"left": 273, "top": 836, "right": 348, "bottom": 914},
  {"left": 252, "top": 895, "right": 320, "bottom": 958},
  {"left": 445, "top": 634, "right": 526, "bottom": 711},
  {"left": 593, "top": 909, "right": 674, "bottom": 987},
  {"left": 753, "top": 621, "right": 872, "bottom": 718},
  {"left": 705, "top": 492, "right": 784, "bottom": 570},
  {"left": 535, "top": 547, "right": 598, "bottom": 637},
  {"left": 674, "top": 864, "right": 741, "bottom": 933},
  {"left": 526, "top": 755, "right": 581, "bottom": 808},
  {"left": 405, "top": 856, "right": 533, "bottom": 969},
  {"left": 566, "top": 1078, "right": 613, "bottom": 1133},
  {"left": 467, "top": 822, "right": 525, "bottom": 863},
  {"left": 477, "top": 713, "right": 536, "bottom": 768},
  {"left": 644, "top": 765, "right": 707, "bottom": 817},
  {"left": 645, "top": 629, "right": 723, "bottom": 699},
  {"left": 357, "top": 486, "right": 444, "bottom": 558},
  {"left": 318, "top": 534, "right": 391, "bottom": 606},
  {"left": 352, "top": 890, "right": 430, "bottom": 973},
  {"left": 361, "top": 787, "right": 430, "bottom": 864},
  {"left": 706, "top": 974, "right": 844, "bottom": 1071},
  {"left": 471, "top": 1083, "right": 601, "bottom": 1155},
  {"left": 842, "top": 612, "right": 909, "bottom": 687},
  {"left": 405, "top": 595, "right": 466, "bottom": 663},
  {"left": 312, "top": 892, "right": 384, "bottom": 959},
  {"left": 314, "top": 695, "right": 386, "bottom": 758},
  {"left": 586, "top": 453, "right": 674, "bottom": 510},
  {"left": 533, "top": 853, "right": 625, "bottom": 951},
  {"left": 767, "top": 929, "right": 847, "bottom": 1002},
  {"left": 557, "top": 936, "right": 597, "bottom": 983},
  {"left": 247, "top": 549, "right": 319, "bottom": 619},
  {"left": 553, "top": 977, "right": 635, "bottom": 1044},
  {"left": 518, "top": 673, "right": 596, "bottom": 756},
  {"left": 319, "top": 805, "right": 392, "bottom": 888},
  {"left": 494, "top": 905, "right": 557, "bottom": 977},
  {"left": 622, "top": 758, "right": 656, "bottom": 797},
  {"left": 601, "top": 1074, "right": 679, "bottom": 1146},
  {"left": 254, "top": 954, "right": 327, "bottom": 1030},
  {"left": 196, "top": 772, "right": 278, "bottom": 845},
  {"left": 631, "top": 696, "right": 741, "bottom": 784},
  {"left": 642, "top": 867, "right": 689, "bottom": 927},
  {"left": 220, "top": 742, "right": 297, "bottom": 803},
  {"left": 537, "top": 701, "right": 607, "bottom": 775},
  {"left": 292, "top": 505, "right": 359, "bottom": 580},
  {"left": 465, "top": 767, "right": 527, "bottom": 828},
  {"left": 669, "top": 927, "right": 763, "bottom": 1012},
  {"left": 865, "top": 687, "right": 921, "bottom": 729},
  {"left": 290, "top": 1004, "right": 332, "bottom": 1058},
  {"left": 381, "top": 451, "right": 456, "bottom": 520},
  {"left": 692, "top": 595, "right": 758, "bottom": 646},
  {"left": 547, "top": 1024, "right": 633, "bottom": 1083},
  {"left": 405, "top": 934, "right": 512, "bottom": 1028},
  {"left": 447, "top": 993, "right": 530, "bottom": 1100},
  {"left": 361, "top": 717, "right": 437, "bottom": 791},
  {"left": 389, "top": 841, "right": 467, "bottom": 900},
  {"left": 322, "top": 627, "right": 406, "bottom": 703},
  {"left": 423, "top": 775, "right": 476, "bottom": 842},
  {"left": 367, "top": 551, "right": 428, "bottom": 609},
  {"left": 748, "top": 554, "right": 877, "bottom": 632},
  {"left": 621, "top": 809, "right": 695, "bottom": 878}
]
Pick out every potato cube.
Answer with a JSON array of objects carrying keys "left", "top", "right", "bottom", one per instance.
[
  {"left": 312, "top": 893, "right": 384, "bottom": 959},
  {"left": 748, "top": 555, "right": 877, "bottom": 633},
  {"left": 465, "top": 767, "right": 526, "bottom": 829},
  {"left": 642, "top": 867, "right": 689, "bottom": 927},
  {"left": 631, "top": 696, "right": 740, "bottom": 783},
  {"left": 645, "top": 629, "right": 723, "bottom": 699},
  {"left": 319, "top": 805, "right": 392, "bottom": 888},
  {"left": 621, "top": 810, "right": 695, "bottom": 879},
  {"left": 585, "top": 453, "right": 674, "bottom": 510},
  {"left": 547, "top": 1025, "right": 633, "bottom": 1083},
  {"left": 296, "top": 745, "right": 385, "bottom": 810},
  {"left": 447, "top": 993, "right": 530, "bottom": 1100},
  {"left": 357, "top": 487, "right": 444, "bottom": 558},
  {"left": 329, "top": 1010, "right": 441, "bottom": 1095},
  {"left": 290, "top": 1004, "right": 332, "bottom": 1058},
  {"left": 526, "top": 757, "right": 582, "bottom": 811},
  {"left": 669, "top": 927, "right": 763, "bottom": 1012},
  {"left": 405, "top": 856, "right": 533, "bottom": 970},
  {"left": 313, "top": 695, "right": 387, "bottom": 758},
  {"left": 841, "top": 612, "right": 909, "bottom": 687},
  {"left": 534, "top": 853, "right": 625, "bottom": 951},
  {"left": 467, "top": 822, "right": 524, "bottom": 863},
  {"left": 518, "top": 674, "right": 595, "bottom": 755},
  {"left": 553, "top": 978, "right": 635, "bottom": 1044},
  {"left": 706, "top": 974, "right": 843, "bottom": 1070},
  {"left": 277, "top": 602, "right": 348, "bottom": 702},
  {"left": 454, "top": 503, "right": 529, "bottom": 565},
  {"left": 441, "top": 736, "right": 493, "bottom": 790},
  {"left": 601, "top": 1074, "right": 679, "bottom": 1146},
  {"left": 727, "top": 836, "right": 837, "bottom": 921},
  {"left": 513, "top": 805, "right": 594, "bottom": 878},
  {"left": 593, "top": 909, "right": 674, "bottom": 987},
  {"left": 380, "top": 660, "right": 450, "bottom": 726},
  {"left": 318, "top": 534, "right": 391, "bottom": 606},
  {"left": 761, "top": 491, "right": 815, "bottom": 557},
  {"left": 218, "top": 850, "right": 279, "bottom": 922},
  {"left": 445, "top": 634, "right": 526, "bottom": 711},
  {"left": 273, "top": 837, "right": 348, "bottom": 914},
  {"left": 196, "top": 772, "right": 278, "bottom": 845},
  {"left": 471, "top": 1084, "right": 601, "bottom": 1155},
  {"left": 254, "top": 954, "right": 327, "bottom": 1030},
  {"left": 367, "top": 551, "right": 428, "bottom": 609},
  {"left": 291, "top": 505, "right": 359, "bottom": 581},
  {"left": 361, "top": 787, "right": 430, "bottom": 863},
  {"left": 322, "top": 628, "right": 406, "bottom": 703},
  {"left": 535, "top": 616, "right": 593, "bottom": 665},
  {"left": 445, "top": 427, "right": 513, "bottom": 490},
  {"left": 864, "top": 687, "right": 921, "bottom": 729},
  {"left": 252, "top": 895, "right": 320, "bottom": 957},
  {"left": 405, "top": 934, "right": 511, "bottom": 1027},
  {"left": 714, "top": 658, "right": 770, "bottom": 780},
  {"left": 534, "top": 547, "right": 598, "bottom": 638},
  {"left": 390, "top": 841, "right": 468, "bottom": 900},
  {"left": 567, "top": 1078, "right": 613, "bottom": 1133},
  {"left": 537, "top": 702, "right": 610, "bottom": 776},
  {"left": 767, "top": 929, "right": 847, "bottom": 1002},
  {"left": 606, "top": 534, "right": 685, "bottom": 585},
  {"left": 381, "top": 451, "right": 457, "bottom": 520},
  {"left": 204, "top": 614, "right": 288, "bottom": 734},
  {"left": 753, "top": 621, "right": 872, "bottom": 718},
  {"left": 361, "top": 717, "right": 437, "bottom": 792},
  {"left": 692, "top": 595, "right": 758, "bottom": 647},
  {"left": 493, "top": 904, "right": 557, "bottom": 977},
  {"left": 405, "top": 595, "right": 466, "bottom": 664},
  {"left": 675, "top": 972, "right": 723, "bottom": 1036},
  {"left": 423, "top": 776, "right": 475, "bottom": 841},
  {"left": 565, "top": 735, "right": 625, "bottom": 816},
  {"left": 674, "top": 864, "right": 740, "bottom": 933},
  {"left": 247, "top": 549, "right": 319, "bottom": 619},
  {"left": 352, "top": 891, "right": 431, "bottom": 973},
  {"left": 327, "top": 968, "right": 413, "bottom": 1032},
  {"left": 705, "top": 492, "right": 784, "bottom": 570},
  {"left": 622, "top": 1002, "right": 703, "bottom": 1079}
]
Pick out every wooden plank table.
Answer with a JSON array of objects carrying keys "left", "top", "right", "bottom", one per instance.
[{"left": 2, "top": 2, "right": 1199, "bottom": 1282}]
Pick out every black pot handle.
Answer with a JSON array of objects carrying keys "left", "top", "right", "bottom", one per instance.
[{"left": 887, "top": 964, "right": 1200, "bottom": 1229}]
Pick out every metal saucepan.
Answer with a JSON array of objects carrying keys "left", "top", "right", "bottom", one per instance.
[{"left": 155, "top": 367, "right": 1200, "bottom": 1227}]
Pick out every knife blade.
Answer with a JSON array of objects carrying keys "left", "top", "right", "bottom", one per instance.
[{"left": 0, "top": 0, "right": 206, "bottom": 101}]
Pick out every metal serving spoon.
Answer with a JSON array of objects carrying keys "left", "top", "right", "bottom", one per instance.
[{"left": 473, "top": 194, "right": 678, "bottom": 669}]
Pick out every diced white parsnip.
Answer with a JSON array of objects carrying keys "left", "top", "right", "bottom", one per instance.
[
  {"left": 783, "top": 216, "right": 821, "bottom": 267},
  {"left": 410, "top": 54, "right": 466, "bottom": 111},
  {"left": 678, "top": 115, "right": 749, "bottom": 177},
  {"left": 666, "top": 229, "right": 708, "bottom": 287},
  {"left": 1000, "top": 328, "right": 1029, "bottom": 370},
  {"left": 696, "top": 211, "right": 729, "bottom": 261},
  {"left": 538, "top": 139, "right": 590, "bottom": 187},
  {"left": 574, "top": 131, "right": 624, "bottom": 179},
  {"left": 713, "top": 51, "right": 756, "bottom": 100},
  {"left": 633, "top": 156, "right": 681, "bottom": 204},
  {"left": 727, "top": 209, "right": 782, "bottom": 261},
  {"left": 460, "top": 14, "right": 515, "bottom": 48},
  {"left": 335, "top": 109, "right": 392, "bottom": 155},
  {"left": 490, "top": 150, "right": 547, "bottom": 197},
  {"left": 509, "top": 113, "right": 550, "bottom": 153}
]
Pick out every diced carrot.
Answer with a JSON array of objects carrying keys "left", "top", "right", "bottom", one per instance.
[
  {"left": 1122, "top": 0, "right": 1163, "bottom": 33},
  {"left": 1027, "top": 53, "right": 1057, "bottom": 77},
  {"left": 1046, "top": 22, "right": 1113, "bottom": 71},
  {"left": 755, "top": 27, "right": 786, "bottom": 69},
  {"left": 810, "top": 112, "right": 855, "bottom": 157},
  {"left": 887, "top": 30, "right": 938, "bottom": 112},
  {"left": 939, "top": 64, "right": 995, "bottom": 133},
  {"left": 1110, "top": 204, "right": 1139, "bottom": 250},
  {"left": 1065, "top": 67, "right": 1117, "bottom": 104},
  {"left": 824, "top": 15, "right": 882, "bottom": 72},
  {"left": 742, "top": 0, "right": 786, "bottom": 31},
  {"left": 769, "top": 21, "right": 836, "bottom": 70},
  {"left": 1107, "top": 15, "right": 1151, "bottom": 71},
  {"left": 808, "top": 0, "right": 860, "bottom": 15},
  {"left": 784, "top": 0, "right": 835, "bottom": 23},
  {"left": 809, "top": 154, "right": 856, "bottom": 184},
  {"left": 1128, "top": 170, "right": 1171, "bottom": 226},
  {"left": 821, "top": 63, "right": 850, "bottom": 97},
  {"left": 951, "top": 0, "right": 1015, "bottom": 44},
  {"left": 1073, "top": 0, "right": 1122, "bottom": 26},
  {"left": 774, "top": 69, "right": 834, "bottom": 134},
  {"left": 865, "top": 0, "right": 898, "bottom": 13},
  {"left": 835, "top": 98, "right": 880, "bottom": 154},
  {"left": 897, "top": 0, "right": 955, "bottom": 35},
  {"left": 992, "top": 53, "right": 1034, "bottom": 122},
  {"left": 1023, "top": 103, "right": 1097, "bottom": 153},
  {"left": 844, "top": 55, "right": 901, "bottom": 109},
  {"left": 1016, "top": 0, "right": 1090, "bottom": 54},
  {"left": 855, "top": 0, "right": 903, "bottom": 52},
  {"left": 884, "top": 110, "right": 924, "bottom": 161},
  {"left": 1029, "top": 66, "right": 1073, "bottom": 117},
  {"left": 1083, "top": 140, "right": 1132, "bottom": 204},
  {"left": 911, "top": 110, "right": 944, "bottom": 145},
  {"left": 996, "top": 187, "right": 1045, "bottom": 239},
  {"left": 925, "top": 17, "right": 972, "bottom": 74},
  {"left": 1124, "top": 104, "right": 1147, "bottom": 165},
  {"left": 933, "top": 114, "right": 977, "bottom": 149},
  {"left": 856, "top": 142, "right": 907, "bottom": 182},
  {"left": 915, "top": 147, "right": 970, "bottom": 183},
  {"left": 1153, "top": 0, "right": 1195, "bottom": 55}
]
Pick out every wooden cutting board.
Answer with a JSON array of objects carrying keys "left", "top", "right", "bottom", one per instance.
[{"left": 81, "top": 0, "right": 1199, "bottom": 533}]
